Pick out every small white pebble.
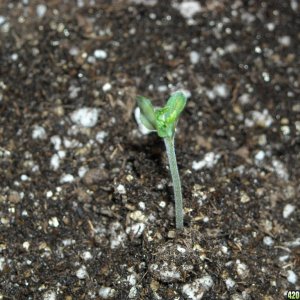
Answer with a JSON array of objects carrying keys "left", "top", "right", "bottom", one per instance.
[
  {"left": 94, "top": 49, "right": 107, "bottom": 59},
  {"left": 263, "top": 236, "right": 274, "bottom": 246},
  {"left": 128, "top": 286, "right": 137, "bottom": 298},
  {"left": 99, "top": 287, "right": 115, "bottom": 299},
  {"left": 102, "top": 83, "right": 112, "bottom": 92},
  {"left": 32, "top": 125, "right": 47, "bottom": 140},
  {"left": 70, "top": 107, "right": 99, "bottom": 128},
  {"left": 127, "top": 274, "right": 137, "bottom": 286},
  {"left": 174, "top": 1, "right": 202, "bottom": 19},
  {"left": 190, "top": 51, "right": 200, "bottom": 64},
  {"left": 177, "top": 245, "right": 186, "bottom": 253},
  {"left": 266, "top": 22, "right": 275, "bottom": 31},
  {"left": 203, "top": 216, "right": 209, "bottom": 223},
  {"left": 78, "top": 166, "right": 88, "bottom": 178},
  {"left": 50, "top": 135, "right": 62, "bottom": 151},
  {"left": 43, "top": 290, "right": 56, "bottom": 300},
  {"left": 138, "top": 201, "right": 145, "bottom": 210},
  {"left": 287, "top": 270, "right": 298, "bottom": 284},
  {"left": 116, "top": 184, "right": 126, "bottom": 194},
  {"left": 213, "top": 84, "right": 229, "bottom": 98},
  {"left": 283, "top": 204, "right": 295, "bottom": 219},
  {"left": 82, "top": 251, "right": 93, "bottom": 261},
  {"left": 76, "top": 265, "right": 89, "bottom": 279},
  {"left": 240, "top": 191, "right": 250, "bottom": 203},
  {"left": 236, "top": 260, "right": 249, "bottom": 279},
  {"left": 50, "top": 154, "right": 60, "bottom": 171},
  {"left": 199, "top": 275, "right": 214, "bottom": 289},
  {"left": 22, "top": 241, "right": 30, "bottom": 250},
  {"left": 278, "top": 36, "right": 291, "bottom": 47},
  {"left": 126, "top": 223, "right": 145, "bottom": 238},
  {"left": 159, "top": 201, "right": 166, "bottom": 208},
  {"left": 272, "top": 159, "right": 289, "bottom": 180},
  {"left": 46, "top": 191, "right": 53, "bottom": 198},
  {"left": 192, "top": 152, "right": 220, "bottom": 170},
  {"left": 0, "top": 16, "right": 6, "bottom": 25},
  {"left": 21, "top": 174, "right": 29, "bottom": 181},
  {"left": 36, "top": 4, "right": 47, "bottom": 18},
  {"left": 95, "top": 131, "right": 108, "bottom": 144},
  {"left": 60, "top": 174, "right": 74, "bottom": 184},
  {"left": 221, "top": 246, "right": 228, "bottom": 254},
  {"left": 225, "top": 277, "right": 235, "bottom": 289},
  {"left": 279, "top": 255, "right": 289, "bottom": 262},
  {"left": 11, "top": 53, "right": 18, "bottom": 61},
  {"left": 255, "top": 150, "right": 265, "bottom": 161},
  {"left": 49, "top": 217, "right": 59, "bottom": 228}
]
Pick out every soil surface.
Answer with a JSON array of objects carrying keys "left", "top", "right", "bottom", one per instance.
[{"left": 0, "top": 1, "right": 299, "bottom": 299}]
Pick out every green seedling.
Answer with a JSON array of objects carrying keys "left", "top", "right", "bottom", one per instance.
[{"left": 137, "top": 91, "right": 186, "bottom": 229}]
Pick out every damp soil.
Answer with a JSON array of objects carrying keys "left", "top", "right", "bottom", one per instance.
[{"left": 0, "top": 1, "right": 299, "bottom": 299}]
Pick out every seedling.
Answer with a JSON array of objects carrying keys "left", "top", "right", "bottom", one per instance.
[{"left": 137, "top": 91, "right": 186, "bottom": 229}]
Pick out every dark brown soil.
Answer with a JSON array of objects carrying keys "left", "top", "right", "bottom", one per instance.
[{"left": 0, "top": 1, "right": 299, "bottom": 299}]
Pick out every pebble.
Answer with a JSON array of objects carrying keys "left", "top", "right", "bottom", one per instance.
[
  {"left": 116, "top": 184, "right": 126, "bottom": 194},
  {"left": 190, "top": 51, "right": 200, "bottom": 64},
  {"left": 272, "top": 159, "right": 289, "bottom": 180},
  {"left": 278, "top": 36, "right": 291, "bottom": 47},
  {"left": 70, "top": 107, "right": 99, "bottom": 128},
  {"left": 173, "top": 1, "right": 202, "bottom": 19},
  {"left": 81, "top": 251, "right": 93, "bottom": 261},
  {"left": 21, "top": 174, "right": 29, "bottom": 181},
  {"left": 102, "top": 83, "right": 112, "bottom": 92},
  {"left": 22, "top": 241, "right": 30, "bottom": 251},
  {"left": 287, "top": 270, "right": 298, "bottom": 284},
  {"left": 245, "top": 109, "right": 273, "bottom": 128},
  {"left": 236, "top": 260, "right": 249, "bottom": 279},
  {"left": 76, "top": 265, "right": 88, "bottom": 279},
  {"left": 60, "top": 174, "right": 74, "bottom": 184},
  {"left": 192, "top": 152, "right": 220, "bottom": 170},
  {"left": 43, "top": 290, "right": 56, "bottom": 300},
  {"left": 95, "top": 131, "right": 108, "bottom": 144},
  {"left": 94, "top": 49, "right": 107, "bottom": 59},
  {"left": 0, "top": 257, "right": 5, "bottom": 271},
  {"left": 225, "top": 278, "right": 235, "bottom": 290},
  {"left": 129, "top": 210, "right": 147, "bottom": 222},
  {"left": 240, "top": 191, "right": 250, "bottom": 203},
  {"left": 213, "top": 84, "right": 229, "bottom": 98},
  {"left": 0, "top": 16, "right": 6, "bottom": 26},
  {"left": 98, "top": 287, "right": 115, "bottom": 299},
  {"left": 78, "top": 166, "right": 88, "bottom": 178},
  {"left": 255, "top": 150, "right": 265, "bottom": 161},
  {"left": 283, "top": 204, "right": 295, "bottom": 218},
  {"left": 32, "top": 125, "right": 47, "bottom": 140},
  {"left": 149, "top": 263, "right": 181, "bottom": 282},
  {"left": 109, "top": 222, "right": 127, "bottom": 249},
  {"left": 50, "top": 154, "right": 60, "bottom": 171},
  {"left": 49, "top": 217, "right": 59, "bottom": 228},
  {"left": 263, "top": 236, "right": 274, "bottom": 246},
  {"left": 128, "top": 286, "right": 137, "bottom": 298},
  {"left": 126, "top": 222, "right": 145, "bottom": 238},
  {"left": 46, "top": 191, "right": 53, "bottom": 198},
  {"left": 36, "top": 4, "right": 47, "bottom": 18},
  {"left": 182, "top": 275, "right": 213, "bottom": 300},
  {"left": 50, "top": 135, "right": 61, "bottom": 151}
]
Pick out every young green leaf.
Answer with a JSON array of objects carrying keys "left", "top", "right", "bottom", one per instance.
[
  {"left": 137, "top": 96, "right": 157, "bottom": 130},
  {"left": 165, "top": 91, "right": 187, "bottom": 124}
]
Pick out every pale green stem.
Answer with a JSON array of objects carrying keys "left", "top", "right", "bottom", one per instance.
[{"left": 164, "top": 136, "right": 184, "bottom": 229}]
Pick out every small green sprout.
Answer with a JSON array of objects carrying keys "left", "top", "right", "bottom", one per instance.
[{"left": 137, "top": 91, "right": 186, "bottom": 229}]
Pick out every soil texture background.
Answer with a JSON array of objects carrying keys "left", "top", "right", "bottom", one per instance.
[{"left": 0, "top": 0, "right": 299, "bottom": 299}]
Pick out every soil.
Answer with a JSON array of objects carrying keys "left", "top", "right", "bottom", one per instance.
[{"left": 0, "top": 0, "right": 299, "bottom": 299}]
